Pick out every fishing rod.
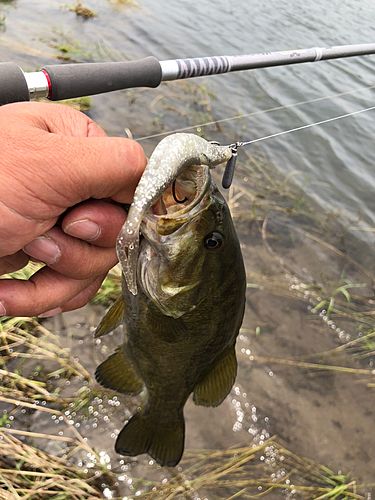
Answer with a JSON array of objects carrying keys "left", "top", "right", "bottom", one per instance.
[{"left": 1, "top": 43, "right": 375, "bottom": 105}]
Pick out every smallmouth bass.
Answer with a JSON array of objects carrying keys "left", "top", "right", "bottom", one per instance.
[{"left": 95, "top": 133, "right": 246, "bottom": 467}]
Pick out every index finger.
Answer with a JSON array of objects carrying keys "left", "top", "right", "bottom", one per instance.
[{"left": 6, "top": 102, "right": 147, "bottom": 205}]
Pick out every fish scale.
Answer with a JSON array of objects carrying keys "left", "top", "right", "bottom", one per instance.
[{"left": 96, "top": 133, "right": 246, "bottom": 466}]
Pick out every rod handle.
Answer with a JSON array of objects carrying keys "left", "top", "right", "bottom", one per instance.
[
  {"left": 43, "top": 57, "right": 162, "bottom": 101},
  {"left": 0, "top": 63, "right": 30, "bottom": 105}
]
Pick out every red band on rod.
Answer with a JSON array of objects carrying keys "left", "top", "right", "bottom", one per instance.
[{"left": 42, "top": 69, "right": 52, "bottom": 99}]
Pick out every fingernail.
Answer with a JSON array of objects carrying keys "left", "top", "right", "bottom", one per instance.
[
  {"left": 64, "top": 219, "right": 101, "bottom": 241},
  {"left": 23, "top": 237, "right": 61, "bottom": 265},
  {"left": 38, "top": 307, "right": 63, "bottom": 318},
  {"left": 0, "top": 301, "right": 6, "bottom": 316}
]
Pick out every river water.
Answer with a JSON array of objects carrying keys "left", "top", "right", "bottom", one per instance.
[
  {"left": 2, "top": 0, "right": 374, "bottom": 238},
  {"left": 1, "top": 0, "right": 375, "bottom": 497}
]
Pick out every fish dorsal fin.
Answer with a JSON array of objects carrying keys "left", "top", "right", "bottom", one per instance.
[
  {"left": 193, "top": 344, "right": 237, "bottom": 407},
  {"left": 95, "top": 348, "right": 143, "bottom": 394},
  {"left": 95, "top": 296, "right": 125, "bottom": 338}
]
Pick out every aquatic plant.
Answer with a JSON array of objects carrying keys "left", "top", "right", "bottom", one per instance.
[
  {"left": 108, "top": 0, "right": 137, "bottom": 6},
  {"left": 0, "top": 422, "right": 106, "bottom": 499},
  {"left": 47, "top": 30, "right": 93, "bottom": 62},
  {"left": 68, "top": 2, "right": 97, "bottom": 18},
  {"left": 92, "top": 265, "right": 122, "bottom": 307},
  {"left": 1, "top": 392, "right": 371, "bottom": 500},
  {"left": 131, "top": 440, "right": 368, "bottom": 499},
  {"left": 0, "top": 92, "right": 373, "bottom": 495},
  {"left": 0, "top": 316, "right": 92, "bottom": 403},
  {"left": 59, "top": 96, "right": 93, "bottom": 112}
]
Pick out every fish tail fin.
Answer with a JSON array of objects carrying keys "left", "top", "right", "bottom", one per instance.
[{"left": 115, "top": 411, "right": 185, "bottom": 467}]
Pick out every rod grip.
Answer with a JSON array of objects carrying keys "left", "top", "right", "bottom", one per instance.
[
  {"left": 42, "top": 57, "right": 162, "bottom": 100},
  {"left": 0, "top": 63, "right": 30, "bottom": 105}
]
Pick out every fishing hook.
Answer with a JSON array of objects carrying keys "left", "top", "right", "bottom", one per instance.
[{"left": 172, "top": 180, "right": 188, "bottom": 203}]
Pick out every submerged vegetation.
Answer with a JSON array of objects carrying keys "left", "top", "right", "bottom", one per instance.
[
  {"left": 92, "top": 266, "right": 122, "bottom": 307},
  {"left": 225, "top": 155, "right": 375, "bottom": 394},
  {"left": 0, "top": 430, "right": 104, "bottom": 499},
  {"left": 68, "top": 2, "right": 97, "bottom": 18},
  {"left": 138, "top": 441, "right": 365, "bottom": 499},
  {"left": 0, "top": 372, "right": 371, "bottom": 499},
  {"left": 108, "top": 0, "right": 137, "bottom": 6},
  {"left": 0, "top": 310, "right": 371, "bottom": 498},
  {"left": 0, "top": 2, "right": 374, "bottom": 496},
  {"left": 0, "top": 153, "right": 374, "bottom": 497},
  {"left": 59, "top": 96, "right": 92, "bottom": 112},
  {"left": 47, "top": 30, "right": 93, "bottom": 62}
]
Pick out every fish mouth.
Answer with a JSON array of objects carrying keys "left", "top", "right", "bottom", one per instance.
[
  {"left": 139, "top": 164, "right": 211, "bottom": 317},
  {"left": 142, "top": 165, "right": 211, "bottom": 237}
]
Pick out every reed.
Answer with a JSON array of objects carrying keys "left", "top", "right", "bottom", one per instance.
[{"left": 134, "top": 439, "right": 369, "bottom": 499}]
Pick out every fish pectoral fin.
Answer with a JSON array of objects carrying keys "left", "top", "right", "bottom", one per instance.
[
  {"left": 94, "top": 296, "right": 125, "bottom": 338},
  {"left": 95, "top": 348, "right": 143, "bottom": 395},
  {"left": 193, "top": 344, "right": 237, "bottom": 407},
  {"left": 115, "top": 411, "right": 185, "bottom": 467}
]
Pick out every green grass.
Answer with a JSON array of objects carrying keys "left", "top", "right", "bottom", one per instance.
[{"left": 92, "top": 265, "right": 122, "bottom": 307}]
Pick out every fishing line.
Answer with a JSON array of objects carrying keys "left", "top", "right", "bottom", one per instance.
[
  {"left": 136, "top": 82, "right": 375, "bottom": 142},
  {"left": 221, "top": 104, "right": 375, "bottom": 187},
  {"left": 135, "top": 80, "right": 375, "bottom": 189},
  {"left": 232, "top": 104, "right": 375, "bottom": 147}
]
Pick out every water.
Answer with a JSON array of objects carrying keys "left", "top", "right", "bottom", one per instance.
[
  {"left": 1, "top": 0, "right": 375, "bottom": 236},
  {"left": 1, "top": 0, "right": 374, "bottom": 497}
]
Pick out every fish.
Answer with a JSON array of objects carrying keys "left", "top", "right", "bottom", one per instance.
[
  {"left": 116, "top": 133, "right": 235, "bottom": 295},
  {"left": 95, "top": 133, "right": 246, "bottom": 467}
]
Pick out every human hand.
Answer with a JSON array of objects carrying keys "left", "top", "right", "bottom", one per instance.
[{"left": 0, "top": 102, "right": 146, "bottom": 317}]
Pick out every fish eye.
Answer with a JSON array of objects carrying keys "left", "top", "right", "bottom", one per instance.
[{"left": 204, "top": 231, "right": 224, "bottom": 250}]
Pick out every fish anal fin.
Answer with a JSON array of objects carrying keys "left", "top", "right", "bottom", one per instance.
[
  {"left": 95, "top": 348, "right": 143, "bottom": 395},
  {"left": 95, "top": 296, "right": 125, "bottom": 338},
  {"left": 193, "top": 344, "right": 237, "bottom": 407},
  {"left": 115, "top": 411, "right": 185, "bottom": 467}
]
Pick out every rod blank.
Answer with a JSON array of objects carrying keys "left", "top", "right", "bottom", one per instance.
[
  {"left": 0, "top": 43, "right": 375, "bottom": 105},
  {"left": 160, "top": 43, "right": 375, "bottom": 80}
]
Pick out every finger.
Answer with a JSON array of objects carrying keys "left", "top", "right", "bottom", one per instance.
[
  {"left": 51, "top": 133, "right": 146, "bottom": 204},
  {"left": 61, "top": 200, "right": 127, "bottom": 248},
  {"left": 0, "top": 267, "right": 97, "bottom": 317},
  {"left": 22, "top": 227, "right": 118, "bottom": 280},
  {"left": 1, "top": 101, "right": 146, "bottom": 211},
  {"left": 21, "top": 102, "right": 147, "bottom": 203},
  {"left": 0, "top": 252, "right": 29, "bottom": 275},
  {"left": 0, "top": 102, "right": 146, "bottom": 257},
  {"left": 3, "top": 101, "right": 107, "bottom": 138},
  {"left": 59, "top": 276, "right": 105, "bottom": 313}
]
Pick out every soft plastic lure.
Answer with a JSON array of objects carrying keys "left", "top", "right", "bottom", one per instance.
[{"left": 116, "top": 133, "right": 233, "bottom": 294}]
